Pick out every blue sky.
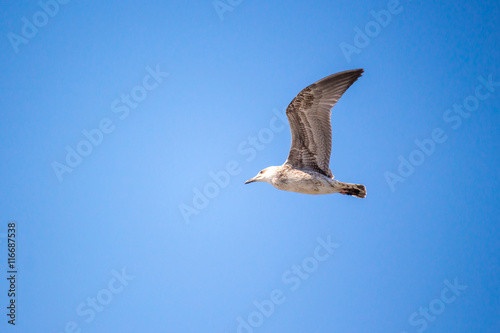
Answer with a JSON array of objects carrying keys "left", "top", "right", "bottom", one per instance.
[{"left": 0, "top": 0, "right": 499, "bottom": 332}]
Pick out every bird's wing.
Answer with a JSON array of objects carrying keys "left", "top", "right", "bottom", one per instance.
[{"left": 284, "top": 69, "right": 363, "bottom": 177}]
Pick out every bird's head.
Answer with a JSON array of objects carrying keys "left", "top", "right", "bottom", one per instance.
[{"left": 245, "top": 166, "right": 279, "bottom": 185}]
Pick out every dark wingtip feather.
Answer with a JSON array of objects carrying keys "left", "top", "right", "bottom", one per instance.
[{"left": 313, "top": 68, "right": 364, "bottom": 89}]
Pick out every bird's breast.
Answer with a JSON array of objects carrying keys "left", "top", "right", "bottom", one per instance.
[{"left": 271, "top": 169, "right": 337, "bottom": 195}]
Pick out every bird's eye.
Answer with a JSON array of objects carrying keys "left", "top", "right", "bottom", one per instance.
[{"left": 259, "top": 171, "right": 264, "bottom": 174}]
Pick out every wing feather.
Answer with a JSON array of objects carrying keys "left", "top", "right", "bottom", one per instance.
[{"left": 284, "top": 69, "right": 364, "bottom": 177}]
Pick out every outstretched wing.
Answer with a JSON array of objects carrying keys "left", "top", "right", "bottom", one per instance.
[{"left": 284, "top": 69, "right": 363, "bottom": 177}]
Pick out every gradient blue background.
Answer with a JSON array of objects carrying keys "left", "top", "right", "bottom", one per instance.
[{"left": 1, "top": 0, "right": 499, "bottom": 332}]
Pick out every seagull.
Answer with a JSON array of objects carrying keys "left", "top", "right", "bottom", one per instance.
[{"left": 245, "top": 69, "right": 366, "bottom": 198}]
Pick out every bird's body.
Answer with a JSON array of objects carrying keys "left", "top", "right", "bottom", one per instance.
[
  {"left": 270, "top": 165, "right": 335, "bottom": 195},
  {"left": 249, "top": 164, "right": 366, "bottom": 198},
  {"left": 245, "top": 69, "right": 367, "bottom": 198}
]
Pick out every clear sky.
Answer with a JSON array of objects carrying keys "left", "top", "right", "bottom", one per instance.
[{"left": 0, "top": 0, "right": 499, "bottom": 332}]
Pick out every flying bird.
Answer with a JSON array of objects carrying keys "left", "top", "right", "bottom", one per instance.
[{"left": 245, "top": 69, "right": 366, "bottom": 198}]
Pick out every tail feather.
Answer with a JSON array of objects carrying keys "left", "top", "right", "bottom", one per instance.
[{"left": 338, "top": 182, "right": 366, "bottom": 198}]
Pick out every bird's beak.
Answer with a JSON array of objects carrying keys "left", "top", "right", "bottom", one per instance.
[{"left": 245, "top": 177, "right": 257, "bottom": 184}]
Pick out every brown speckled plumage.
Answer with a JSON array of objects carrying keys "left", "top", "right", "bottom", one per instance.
[{"left": 291, "top": 87, "right": 315, "bottom": 110}]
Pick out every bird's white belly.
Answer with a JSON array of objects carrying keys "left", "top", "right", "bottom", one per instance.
[{"left": 271, "top": 170, "right": 339, "bottom": 195}]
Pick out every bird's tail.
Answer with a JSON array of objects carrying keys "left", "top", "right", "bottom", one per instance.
[{"left": 338, "top": 182, "right": 366, "bottom": 198}]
